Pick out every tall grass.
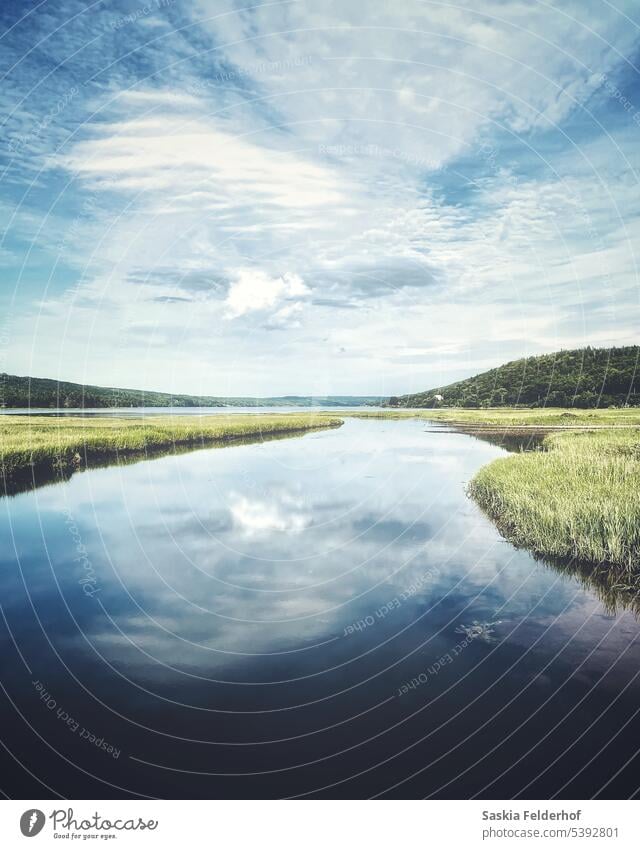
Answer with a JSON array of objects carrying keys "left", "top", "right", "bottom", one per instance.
[
  {"left": 469, "top": 429, "right": 640, "bottom": 569},
  {"left": 0, "top": 413, "right": 343, "bottom": 477},
  {"left": 343, "top": 408, "right": 640, "bottom": 427},
  {"left": 430, "top": 407, "right": 640, "bottom": 427}
]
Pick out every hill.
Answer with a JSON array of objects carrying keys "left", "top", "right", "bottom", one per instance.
[
  {"left": 0, "top": 373, "right": 382, "bottom": 409},
  {"left": 387, "top": 346, "right": 640, "bottom": 408}
]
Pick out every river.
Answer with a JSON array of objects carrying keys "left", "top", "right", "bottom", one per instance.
[{"left": 1, "top": 417, "right": 638, "bottom": 798}]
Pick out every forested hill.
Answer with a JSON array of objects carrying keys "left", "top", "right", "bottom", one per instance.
[
  {"left": 0, "top": 374, "right": 382, "bottom": 409},
  {"left": 387, "top": 346, "right": 640, "bottom": 408}
]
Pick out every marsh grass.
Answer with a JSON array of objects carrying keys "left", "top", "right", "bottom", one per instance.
[
  {"left": 0, "top": 413, "right": 343, "bottom": 479},
  {"left": 356, "top": 405, "right": 640, "bottom": 573},
  {"left": 427, "top": 407, "right": 640, "bottom": 427},
  {"left": 469, "top": 429, "right": 640, "bottom": 570},
  {"left": 344, "top": 407, "right": 640, "bottom": 427},
  {"left": 1, "top": 426, "right": 324, "bottom": 498}
]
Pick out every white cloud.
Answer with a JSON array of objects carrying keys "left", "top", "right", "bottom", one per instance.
[
  {"left": 193, "top": 0, "right": 640, "bottom": 166},
  {"left": 61, "top": 113, "right": 347, "bottom": 211},
  {"left": 224, "top": 269, "right": 310, "bottom": 319},
  {"left": 4, "top": 0, "right": 638, "bottom": 393}
]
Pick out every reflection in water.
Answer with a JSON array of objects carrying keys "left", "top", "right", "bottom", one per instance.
[
  {"left": 229, "top": 490, "right": 313, "bottom": 535},
  {"left": 450, "top": 428, "right": 548, "bottom": 453},
  {"left": 1, "top": 418, "right": 639, "bottom": 799},
  {"left": 453, "top": 425, "right": 640, "bottom": 617},
  {"left": 539, "top": 554, "right": 640, "bottom": 618},
  {"left": 0, "top": 428, "right": 314, "bottom": 499}
]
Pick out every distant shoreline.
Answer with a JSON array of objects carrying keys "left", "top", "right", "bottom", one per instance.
[{"left": 0, "top": 372, "right": 384, "bottom": 410}]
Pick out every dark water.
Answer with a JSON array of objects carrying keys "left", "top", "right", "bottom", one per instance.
[{"left": 1, "top": 418, "right": 639, "bottom": 799}]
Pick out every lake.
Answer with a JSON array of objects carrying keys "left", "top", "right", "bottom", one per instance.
[
  {"left": 1, "top": 417, "right": 639, "bottom": 799},
  {"left": 0, "top": 406, "right": 386, "bottom": 416}
]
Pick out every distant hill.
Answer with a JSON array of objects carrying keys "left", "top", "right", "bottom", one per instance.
[
  {"left": 0, "top": 373, "right": 383, "bottom": 409},
  {"left": 387, "top": 346, "right": 640, "bottom": 408}
]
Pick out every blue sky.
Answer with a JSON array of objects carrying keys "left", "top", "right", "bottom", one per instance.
[{"left": 1, "top": 0, "right": 639, "bottom": 396}]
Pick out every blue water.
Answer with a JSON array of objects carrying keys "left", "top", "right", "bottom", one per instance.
[{"left": 1, "top": 418, "right": 639, "bottom": 798}]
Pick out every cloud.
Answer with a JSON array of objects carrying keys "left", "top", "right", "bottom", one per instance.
[
  {"left": 60, "top": 112, "right": 348, "bottom": 211},
  {"left": 1, "top": 0, "right": 639, "bottom": 392},
  {"left": 193, "top": 0, "right": 640, "bottom": 165},
  {"left": 224, "top": 269, "right": 310, "bottom": 319}
]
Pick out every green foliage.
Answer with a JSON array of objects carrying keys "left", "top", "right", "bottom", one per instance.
[
  {"left": 0, "top": 373, "right": 382, "bottom": 409},
  {"left": 0, "top": 373, "right": 223, "bottom": 408},
  {"left": 0, "top": 414, "right": 343, "bottom": 476},
  {"left": 387, "top": 345, "right": 640, "bottom": 408},
  {"left": 343, "top": 407, "right": 640, "bottom": 426},
  {"left": 469, "top": 429, "right": 640, "bottom": 569},
  {"left": 422, "top": 407, "right": 640, "bottom": 426}
]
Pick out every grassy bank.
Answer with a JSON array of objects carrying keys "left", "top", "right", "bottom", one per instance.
[
  {"left": 0, "top": 413, "right": 343, "bottom": 478},
  {"left": 469, "top": 429, "right": 640, "bottom": 569},
  {"left": 424, "top": 407, "right": 640, "bottom": 427},
  {"left": 345, "top": 405, "right": 639, "bottom": 570},
  {"left": 341, "top": 407, "right": 640, "bottom": 427}
]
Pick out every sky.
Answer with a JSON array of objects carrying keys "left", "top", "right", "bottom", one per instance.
[{"left": 1, "top": 0, "right": 639, "bottom": 397}]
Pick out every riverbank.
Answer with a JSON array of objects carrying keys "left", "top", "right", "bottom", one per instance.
[
  {"left": 343, "top": 407, "right": 640, "bottom": 570},
  {"left": 0, "top": 413, "right": 343, "bottom": 479},
  {"left": 345, "top": 407, "right": 640, "bottom": 427},
  {"left": 426, "top": 409, "right": 640, "bottom": 570},
  {"left": 468, "top": 427, "right": 640, "bottom": 570}
]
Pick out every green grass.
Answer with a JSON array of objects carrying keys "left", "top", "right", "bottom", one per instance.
[
  {"left": 354, "top": 405, "right": 640, "bottom": 570},
  {"left": 4, "top": 405, "right": 639, "bottom": 572},
  {"left": 424, "top": 407, "right": 640, "bottom": 427},
  {"left": 338, "top": 407, "right": 640, "bottom": 427},
  {"left": 469, "top": 428, "right": 640, "bottom": 569},
  {"left": 0, "top": 413, "right": 343, "bottom": 477}
]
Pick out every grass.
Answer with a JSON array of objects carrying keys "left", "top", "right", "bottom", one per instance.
[
  {"left": 468, "top": 428, "right": 640, "bottom": 570},
  {"left": 344, "top": 405, "right": 640, "bottom": 571},
  {"left": 424, "top": 407, "right": 640, "bottom": 427},
  {"left": 3, "top": 404, "right": 639, "bottom": 572},
  {"left": 341, "top": 407, "right": 640, "bottom": 427},
  {"left": 0, "top": 413, "right": 343, "bottom": 478}
]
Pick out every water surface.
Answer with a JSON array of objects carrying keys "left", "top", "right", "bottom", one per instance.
[
  {"left": 0, "top": 405, "right": 385, "bottom": 416},
  {"left": 1, "top": 418, "right": 639, "bottom": 798}
]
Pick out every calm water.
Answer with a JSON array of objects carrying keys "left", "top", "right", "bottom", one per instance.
[
  {"left": 0, "top": 405, "right": 385, "bottom": 416},
  {"left": 1, "top": 418, "right": 639, "bottom": 799}
]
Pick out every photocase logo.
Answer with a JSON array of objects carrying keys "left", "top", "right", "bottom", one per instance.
[{"left": 20, "top": 810, "right": 45, "bottom": 837}]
